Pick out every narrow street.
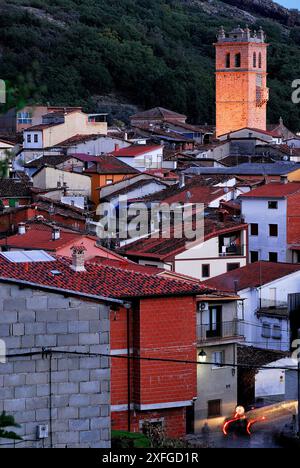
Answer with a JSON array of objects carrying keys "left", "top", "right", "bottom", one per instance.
[{"left": 188, "top": 402, "right": 298, "bottom": 448}]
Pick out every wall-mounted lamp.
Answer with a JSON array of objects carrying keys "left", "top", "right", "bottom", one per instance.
[{"left": 198, "top": 349, "right": 207, "bottom": 363}]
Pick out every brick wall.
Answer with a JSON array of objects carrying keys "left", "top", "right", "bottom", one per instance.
[
  {"left": 287, "top": 192, "right": 300, "bottom": 244},
  {"left": 111, "top": 296, "right": 197, "bottom": 438},
  {"left": 0, "top": 282, "right": 111, "bottom": 448}
]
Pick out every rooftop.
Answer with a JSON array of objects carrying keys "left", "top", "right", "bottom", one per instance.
[
  {"left": 185, "top": 162, "right": 300, "bottom": 177},
  {"left": 203, "top": 261, "right": 300, "bottom": 292},
  {"left": 84, "top": 155, "right": 139, "bottom": 175},
  {"left": 119, "top": 212, "right": 247, "bottom": 261},
  {"left": 0, "top": 223, "right": 92, "bottom": 252},
  {"left": 0, "top": 253, "right": 211, "bottom": 299},
  {"left": 0, "top": 179, "right": 32, "bottom": 198},
  {"left": 131, "top": 107, "right": 187, "bottom": 122},
  {"left": 240, "top": 182, "right": 300, "bottom": 199},
  {"left": 110, "top": 145, "right": 162, "bottom": 158}
]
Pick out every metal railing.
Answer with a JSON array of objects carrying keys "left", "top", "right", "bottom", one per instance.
[
  {"left": 197, "top": 320, "right": 245, "bottom": 342},
  {"left": 218, "top": 245, "right": 245, "bottom": 257}
]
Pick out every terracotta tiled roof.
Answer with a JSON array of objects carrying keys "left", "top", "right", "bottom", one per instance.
[
  {"left": 203, "top": 261, "right": 300, "bottom": 292},
  {"left": 0, "top": 254, "right": 211, "bottom": 299},
  {"left": 101, "top": 179, "right": 167, "bottom": 199},
  {"left": 119, "top": 214, "right": 247, "bottom": 261},
  {"left": 110, "top": 145, "right": 162, "bottom": 157},
  {"left": 0, "top": 179, "right": 32, "bottom": 198},
  {"left": 85, "top": 155, "right": 139, "bottom": 175},
  {"left": 131, "top": 107, "right": 187, "bottom": 121},
  {"left": 0, "top": 223, "right": 89, "bottom": 251},
  {"left": 25, "top": 123, "right": 62, "bottom": 131},
  {"left": 25, "top": 155, "right": 73, "bottom": 169},
  {"left": 240, "top": 182, "right": 300, "bottom": 198}
]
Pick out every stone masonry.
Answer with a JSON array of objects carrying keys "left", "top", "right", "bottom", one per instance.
[{"left": 0, "top": 282, "right": 111, "bottom": 448}]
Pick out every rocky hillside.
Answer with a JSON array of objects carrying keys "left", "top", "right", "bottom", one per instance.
[{"left": 1, "top": 0, "right": 300, "bottom": 129}]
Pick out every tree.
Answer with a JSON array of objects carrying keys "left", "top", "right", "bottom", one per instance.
[{"left": 0, "top": 412, "right": 22, "bottom": 440}]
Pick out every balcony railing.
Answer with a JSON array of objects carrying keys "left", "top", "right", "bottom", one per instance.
[
  {"left": 219, "top": 245, "right": 244, "bottom": 257},
  {"left": 197, "top": 320, "right": 245, "bottom": 342}
]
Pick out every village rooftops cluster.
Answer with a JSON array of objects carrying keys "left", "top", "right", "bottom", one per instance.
[{"left": 0, "top": 252, "right": 212, "bottom": 299}]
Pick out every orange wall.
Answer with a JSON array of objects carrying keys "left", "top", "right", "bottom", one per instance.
[
  {"left": 91, "top": 174, "right": 134, "bottom": 206},
  {"left": 215, "top": 42, "right": 268, "bottom": 137}
]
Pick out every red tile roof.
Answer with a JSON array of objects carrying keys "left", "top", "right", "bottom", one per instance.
[
  {"left": 131, "top": 107, "right": 187, "bottom": 121},
  {"left": 84, "top": 155, "right": 139, "bottom": 175},
  {"left": 119, "top": 216, "right": 247, "bottom": 261},
  {"left": 0, "top": 223, "right": 89, "bottom": 251},
  {"left": 203, "top": 261, "right": 300, "bottom": 292},
  {"left": 0, "top": 254, "right": 211, "bottom": 299},
  {"left": 110, "top": 145, "right": 162, "bottom": 157},
  {"left": 240, "top": 182, "right": 300, "bottom": 199}
]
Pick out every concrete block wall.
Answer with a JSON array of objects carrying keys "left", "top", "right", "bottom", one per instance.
[{"left": 0, "top": 283, "right": 111, "bottom": 448}]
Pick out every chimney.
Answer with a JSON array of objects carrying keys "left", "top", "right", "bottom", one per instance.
[
  {"left": 18, "top": 223, "right": 26, "bottom": 235},
  {"left": 280, "top": 175, "right": 288, "bottom": 185},
  {"left": 52, "top": 226, "right": 61, "bottom": 241},
  {"left": 179, "top": 173, "right": 186, "bottom": 188},
  {"left": 71, "top": 245, "right": 87, "bottom": 272},
  {"left": 114, "top": 144, "right": 120, "bottom": 152}
]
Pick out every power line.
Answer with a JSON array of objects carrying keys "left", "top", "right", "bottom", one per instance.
[{"left": 5, "top": 348, "right": 299, "bottom": 372}]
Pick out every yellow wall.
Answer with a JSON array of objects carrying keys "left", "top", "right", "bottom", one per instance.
[
  {"left": 43, "top": 112, "right": 107, "bottom": 147},
  {"left": 288, "top": 169, "right": 300, "bottom": 182}
]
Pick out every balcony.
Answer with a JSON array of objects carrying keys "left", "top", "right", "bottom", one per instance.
[
  {"left": 197, "top": 320, "right": 245, "bottom": 343},
  {"left": 219, "top": 244, "right": 244, "bottom": 257}
]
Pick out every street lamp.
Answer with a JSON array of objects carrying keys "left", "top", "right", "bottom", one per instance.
[{"left": 198, "top": 349, "right": 207, "bottom": 363}]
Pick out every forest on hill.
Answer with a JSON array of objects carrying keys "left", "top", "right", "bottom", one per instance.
[{"left": 1, "top": 0, "right": 300, "bottom": 129}]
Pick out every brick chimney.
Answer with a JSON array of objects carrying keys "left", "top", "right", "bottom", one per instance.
[{"left": 71, "top": 245, "right": 87, "bottom": 272}]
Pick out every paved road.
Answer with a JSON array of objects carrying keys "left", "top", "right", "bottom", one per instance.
[{"left": 188, "top": 402, "right": 298, "bottom": 448}]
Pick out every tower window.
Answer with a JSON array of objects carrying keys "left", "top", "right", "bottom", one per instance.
[
  {"left": 225, "top": 53, "right": 230, "bottom": 68},
  {"left": 235, "top": 53, "right": 241, "bottom": 68},
  {"left": 253, "top": 52, "right": 257, "bottom": 68},
  {"left": 259, "top": 52, "right": 262, "bottom": 68}
]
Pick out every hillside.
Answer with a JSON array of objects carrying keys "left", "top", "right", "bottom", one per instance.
[{"left": 1, "top": 0, "right": 300, "bottom": 129}]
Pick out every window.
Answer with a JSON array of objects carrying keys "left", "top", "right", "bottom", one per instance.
[
  {"left": 227, "top": 263, "right": 240, "bottom": 272},
  {"left": 17, "top": 111, "right": 32, "bottom": 125},
  {"left": 269, "top": 252, "right": 278, "bottom": 263},
  {"left": 27, "top": 134, "right": 31, "bottom": 143},
  {"left": 202, "top": 264, "right": 210, "bottom": 278},
  {"left": 272, "top": 325, "right": 282, "bottom": 340},
  {"left": 258, "top": 52, "right": 262, "bottom": 68},
  {"left": 250, "top": 251, "right": 259, "bottom": 263},
  {"left": 34, "top": 134, "right": 38, "bottom": 143},
  {"left": 235, "top": 53, "right": 241, "bottom": 68},
  {"left": 250, "top": 223, "right": 259, "bottom": 236},
  {"left": 262, "top": 323, "right": 271, "bottom": 339},
  {"left": 253, "top": 52, "right": 257, "bottom": 68},
  {"left": 207, "top": 306, "right": 222, "bottom": 338},
  {"left": 142, "top": 419, "right": 164, "bottom": 434},
  {"left": 268, "top": 201, "right": 278, "bottom": 210},
  {"left": 106, "top": 179, "right": 113, "bottom": 185},
  {"left": 212, "top": 351, "right": 225, "bottom": 369},
  {"left": 269, "top": 224, "right": 278, "bottom": 237},
  {"left": 208, "top": 400, "right": 222, "bottom": 418},
  {"left": 225, "top": 53, "right": 231, "bottom": 68}
]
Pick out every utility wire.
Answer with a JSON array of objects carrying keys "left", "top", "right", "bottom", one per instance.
[{"left": 5, "top": 348, "right": 300, "bottom": 372}]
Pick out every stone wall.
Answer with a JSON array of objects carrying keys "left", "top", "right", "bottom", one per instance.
[{"left": 0, "top": 282, "right": 111, "bottom": 448}]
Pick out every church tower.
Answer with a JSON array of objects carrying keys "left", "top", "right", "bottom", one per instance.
[{"left": 215, "top": 25, "right": 269, "bottom": 137}]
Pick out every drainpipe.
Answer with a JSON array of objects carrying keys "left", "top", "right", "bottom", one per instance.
[{"left": 124, "top": 302, "right": 132, "bottom": 432}]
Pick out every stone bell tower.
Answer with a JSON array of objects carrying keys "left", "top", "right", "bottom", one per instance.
[{"left": 215, "top": 25, "right": 269, "bottom": 138}]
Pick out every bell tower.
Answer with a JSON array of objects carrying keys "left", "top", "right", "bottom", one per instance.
[{"left": 215, "top": 25, "right": 269, "bottom": 137}]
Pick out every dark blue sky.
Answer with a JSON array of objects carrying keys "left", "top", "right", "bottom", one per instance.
[{"left": 277, "top": 0, "right": 299, "bottom": 8}]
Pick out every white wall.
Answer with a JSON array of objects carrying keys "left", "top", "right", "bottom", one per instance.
[
  {"left": 242, "top": 198, "right": 287, "bottom": 262},
  {"left": 65, "top": 137, "right": 131, "bottom": 156},
  {"left": 23, "top": 131, "right": 43, "bottom": 149},
  {"left": 116, "top": 148, "right": 164, "bottom": 171},
  {"left": 174, "top": 231, "right": 247, "bottom": 280}
]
